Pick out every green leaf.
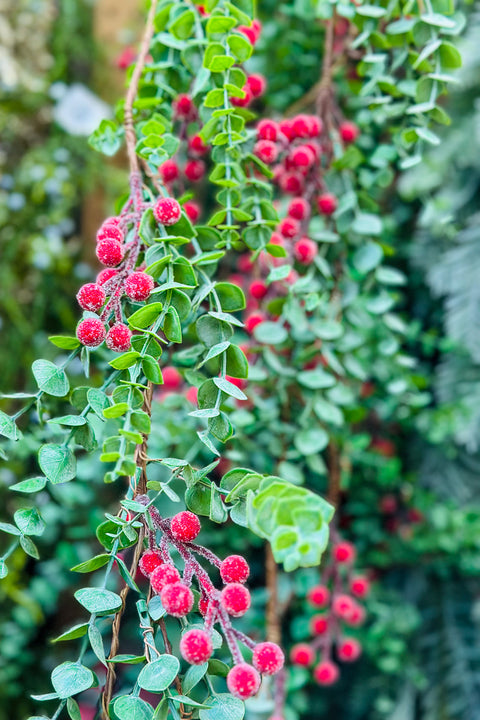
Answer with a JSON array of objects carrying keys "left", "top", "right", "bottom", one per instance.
[
  {"left": 71, "top": 554, "right": 110, "bottom": 573},
  {"left": 137, "top": 656, "right": 180, "bottom": 692},
  {"left": 66, "top": 697, "right": 82, "bottom": 720},
  {"left": 169, "top": 9, "right": 195, "bottom": 39},
  {"left": 353, "top": 241, "right": 384, "bottom": 273},
  {"left": 89, "top": 119, "right": 123, "bottom": 156},
  {"left": 32, "top": 359, "right": 70, "bottom": 397},
  {"left": 0, "top": 521, "right": 21, "bottom": 536},
  {"left": 199, "top": 694, "right": 245, "bottom": 720},
  {"left": 48, "top": 335, "right": 81, "bottom": 349},
  {"left": 131, "top": 410, "right": 151, "bottom": 434},
  {"left": 107, "top": 654, "right": 146, "bottom": 664},
  {"left": 214, "top": 282, "right": 246, "bottom": 311},
  {"left": 183, "top": 663, "right": 208, "bottom": 694},
  {"left": 206, "top": 15, "right": 237, "bottom": 33},
  {"left": 51, "top": 662, "right": 95, "bottom": 699},
  {"left": 294, "top": 428, "right": 329, "bottom": 455},
  {"left": 11, "top": 476, "right": 47, "bottom": 493},
  {"left": 227, "top": 34, "right": 253, "bottom": 61},
  {"left": 0, "top": 411, "right": 21, "bottom": 441},
  {"left": 14, "top": 507, "right": 45, "bottom": 536},
  {"left": 351, "top": 213, "right": 382, "bottom": 236},
  {"left": 52, "top": 623, "right": 89, "bottom": 643},
  {"left": 164, "top": 306, "right": 182, "bottom": 343},
  {"left": 20, "top": 535, "right": 39, "bottom": 558},
  {"left": 297, "top": 369, "right": 335, "bottom": 389},
  {"left": 109, "top": 351, "right": 141, "bottom": 370},
  {"left": 38, "top": 444, "right": 76, "bottom": 484},
  {"left": 142, "top": 356, "right": 163, "bottom": 384},
  {"left": 48, "top": 415, "right": 87, "bottom": 427},
  {"left": 253, "top": 321, "right": 288, "bottom": 345},
  {"left": 128, "top": 303, "right": 163, "bottom": 329},
  {"left": 103, "top": 403, "right": 129, "bottom": 419},
  {"left": 114, "top": 696, "right": 154, "bottom": 720},
  {"left": 213, "top": 377, "right": 247, "bottom": 401},
  {"left": 88, "top": 623, "right": 107, "bottom": 666},
  {"left": 87, "top": 388, "right": 111, "bottom": 419},
  {"left": 74, "top": 588, "right": 122, "bottom": 616}
]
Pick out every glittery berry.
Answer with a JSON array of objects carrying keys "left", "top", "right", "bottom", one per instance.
[
  {"left": 160, "top": 582, "right": 194, "bottom": 617},
  {"left": 220, "top": 555, "right": 250, "bottom": 584},
  {"left": 124, "top": 272, "right": 154, "bottom": 301},
  {"left": 317, "top": 193, "right": 338, "bottom": 216},
  {"left": 221, "top": 583, "right": 251, "bottom": 617},
  {"left": 288, "top": 197, "right": 310, "bottom": 221},
  {"left": 350, "top": 575, "right": 370, "bottom": 598},
  {"left": 294, "top": 237, "right": 317, "bottom": 265},
  {"left": 184, "top": 159, "right": 206, "bottom": 182},
  {"left": 76, "top": 318, "right": 106, "bottom": 348},
  {"left": 184, "top": 201, "right": 201, "bottom": 223},
  {"left": 227, "top": 663, "right": 261, "bottom": 700},
  {"left": 150, "top": 563, "right": 181, "bottom": 593},
  {"left": 252, "top": 642, "right": 285, "bottom": 675},
  {"left": 337, "top": 638, "right": 362, "bottom": 662},
  {"left": 254, "top": 140, "right": 278, "bottom": 164},
  {"left": 290, "top": 643, "right": 315, "bottom": 667},
  {"left": 311, "top": 614, "right": 329, "bottom": 635},
  {"left": 333, "top": 541, "right": 356, "bottom": 564},
  {"left": 180, "top": 629, "right": 213, "bottom": 665},
  {"left": 314, "top": 659, "right": 339, "bottom": 685},
  {"left": 96, "top": 238, "right": 124, "bottom": 267},
  {"left": 278, "top": 217, "right": 300, "bottom": 238},
  {"left": 173, "top": 94, "right": 196, "bottom": 121},
  {"left": 97, "top": 268, "right": 118, "bottom": 285},
  {"left": 339, "top": 121, "right": 360, "bottom": 144},
  {"left": 106, "top": 323, "right": 132, "bottom": 352},
  {"left": 170, "top": 511, "right": 201, "bottom": 542},
  {"left": 246, "top": 74, "right": 267, "bottom": 98},
  {"left": 188, "top": 134, "right": 209, "bottom": 156},
  {"left": 245, "top": 311, "right": 266, "bottom": 334},
  {"left": 257, "top": 119, "right": 278, "bottom": 142},
  {"left": 249, "top": 279, "right": 268, "bottom": 300},
  {"left": 162, "top": 366, "right": 183, "bottom": 390},
  {"left": 97, "top": 222, "right": 123, "bottom": 244},
  {"left": 139, "top": 551, "right": 164, "bottom": 577},
  {"left": 159, "top": 159, "right": 180, "bottom": 183},
  {"left": 76, "top": 283, "right": 106, "bottom": 312},
  {"left": 154, "top": 197, "right": 182, "bottom": 226}
]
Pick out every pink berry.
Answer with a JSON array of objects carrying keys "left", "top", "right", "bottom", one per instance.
[
  {"left": 186, "top": 385, "right": 199, "bottom": 404},
  {"left": 160, "top": 582, "right": 194, "bottom": 617},
  {"left": 245, "top": 311, "right": 266, "bottom": 334},
  {"left": 337, "top": 638, "right": 362, "bottom": 662},
  {"left": 257, "top": 119, "right": 278, "bottom": 142},
  {"left": 221, "top": 583, "right": 251, "bottom": 617},
  {"left": 311, "top": 615, "right": 329, "bottom": 635},
  {"left": 231, "top": 85, "right": 253, "bottom": 107},
  {"left": 238, "top": 254, "right": 254, "bottom": 273},
  {"left": 333, "top": 541, "right": 356, "bottom": 564},
  {"left": 150, "top": 563, "right": 181, "bottom": 592},
  {"left": 288, "top": 197, "right": 310, "bottom": 221},
  {"left": 97, "top": 268, "right": 118, "bottom": 285},
  {"left": 184, "top": 201, "right": 201, "bottom": 223},
  {"left": 294, "top": 237, "right": 317, "bottom": 265},
  {"left": 278, "top": 217, "right": 300, "bottom": 239},
  {"left": 246, "top": 74, "right": 267, "bottom": 98},
  {"left": 173, "top": 94, "right": 196, "bottom": 121},
  {"left": 290, "top": 643, "right": 315, "bottom": 667},
  {"left": 220, "top": 555, "right": 250, "bottom": 584},
  {"left": 314, "top": 659, "right": 339, "bottom": 685},
  {"left": 97, "top": 222, "right": 123, "bottom": 244},
  {"left": 237, "top": 25, "right": 257, "bottom": 44},
  {"left": 162, "top": 366, "right": 183, "bottom": 390},
  {"left": 279, "top": 119, "right": 295, "bottom": 141},
  {"left": 184, "top": 160, "right": 206, "bottom": 182},
  {"left": 251, "top": 19, "right": 262, "bottom": 41},
  {"left": 290, "top": 145, "right": 315, "bottom": 169},
  {"left": 339, "top": 121, "right": 359, "bottom": 144},
  {"left": 188, "top": 134, "right": 209, "bottom": 156},
  {"left": 180, "top": 629, "right": 213, "bottom": 664},
  {"left": 139, "top": 551, "right": 163, "bottom": 577},
  {"left": 307, "top": 585, "right": 330, "bottom": 608},
  {"left": 106, "top": 323, "right": 132, "bottom": 352},
  {"left": 153, "top": 197, "right": 182, "bottom": 226},
  {"left": 76, "top": 283, "right": 106, "bottom": 312},
  {"left": 252, "top": 642, "right": 285, "bottom": 675},
  {"left": 227, "top": 663, "right": 261, "bottom": 700},
  {"left": 306, "top": 115, "right": 323, "bottom": 137},
  {"left": 332, "top": 593, "right": 356, "bottom": 620},
  {"left": 254, "top": 140, "right": 278, "bottom": 164},
  {"left": 96, "top": 238, "right": 124, "bottom": 267},
  {"left": 249, "top": 279, "right": 268, "bottom": 300},
  {"left": 291, "top": 114, "right": 312, "bottom": 139},
  {"left": 317, "top": 193, "right": 338, "bottom": 216},
  {"left": 350, "top": 575, "right": 370, "bottom": 598},
  {"left": 345, "top": 602, "right": 366, "bottom": 627},
  {"left": 170, "top": 511, "right": 201, "bottom": 542},
  {"left": 159, "top": 159, "right": 180, "bottom": 183},
  {"left": 76, "top": 318, "right": 106, "bottom": 348},
  {"left": 124, "top": 272, "right": 154, "bottom": 301},
  {"left": 279, "top": 171, "right": 305, "bottom": 195}
]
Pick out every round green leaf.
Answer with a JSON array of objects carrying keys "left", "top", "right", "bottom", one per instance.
[
  {"left": 199, "top": 694, "right": 245, "bottom": 720},
  {"left": 51, "top": 662, "right": 94, "bottom": 699},
  {"left": 113, "top": 696, "right": 154, "bottom": 720},
  {"left": 14, "top": 507, "right": 45, "bottom": 536},
  {"left": 137, "top": 655, "right": 180, "bottom": 692},
  {"left": 294, "top": 428, "right": 329, "bottom": 455},
  {"left": 32, "top": 359, "right": 70, "bottom": 397},
  {"left": 74, "top": 588, "right": 122, "bottom": 616},
  {"left": 38, "top": 444, "right": 76, "bottom": 484},
  {"left": 253, "top": 321, "right": 288, "bottom": 345}
]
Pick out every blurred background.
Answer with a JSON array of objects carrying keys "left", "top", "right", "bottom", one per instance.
[{"left": 2, "top": 1, "right": 480, "bottom": 719}]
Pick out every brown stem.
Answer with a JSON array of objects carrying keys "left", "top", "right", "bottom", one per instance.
[
  {"left": 134, "top": 380, "right": 154, "bottom": 497},
  {"left": 316, "top": 13, "right": 336, "bottom": 141},
  {"left": 266, "top": 544, "right": 281, "bottom": 645}
]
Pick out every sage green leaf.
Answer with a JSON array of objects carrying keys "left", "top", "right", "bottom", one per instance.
[
  {"left": 38, "top": 444, "right": 76, "bottom": 484},
  {"left": 32, "top": 359, "right": 70, "bottom": 397}
]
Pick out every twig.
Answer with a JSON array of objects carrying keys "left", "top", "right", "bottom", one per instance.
[{"left": 266, "top": 544, "right": 281, "bottom": 645}]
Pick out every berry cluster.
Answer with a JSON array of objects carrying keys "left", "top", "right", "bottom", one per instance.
[
  {"left": 137, "top": 502, "right": 284, "bottom": 700},
  {"left": 290, "top": 538, "right": 369, "bottom": 686}
]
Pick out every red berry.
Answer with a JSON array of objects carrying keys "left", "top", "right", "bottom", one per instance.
[
  {"left": 306, "top": 115, "right": 323, "bottom": 138},
  {"left": 246, "top": 74, "right": 267, "bottom": 98},
  {"left": 339, "top": 121, "right": 359, "bottom": 144},
  {"left": 249, "top": 279, "right": 268, "bottom": 300},
  {"left": 170, "top": 511, "right": 201, "bottom": 542},
  {"left": 254, "top": 140, "right": 278, "bottom": 164},
  {"left": 257, "top": 119, "right": 278, "bottom": 142},
  {"left": 245, "top": 311, "right": 266, "bottom": 334},
  {"left": 279, "top": 119, "right": 295, "bottom": 141},
  {"left": 221, "top": 583, "right": 251, "bottom": 617},
  {"left": 97, "top": 222, "right": 123, "bottom": 244},
  {"left": 159, "top": 159, "right": 180, "bottom": 183},
  {"left": 184, "top": 201, "right": 201, "bottom": 223},
  {"left": 180, "top": 629, "right": 213, "bottom": 664},
  {"left": 96, "top": 238, "right": 124, "bottom": 267},
  {"left": 231, "top": 86, "right": 253, "bottom": 107},
  {"left": 279, "top": 171, "right": 305, "bottom": 195},
  {"left": 333, "top": 541, "right": 356, "bottom": 564},
  {"left": 311, "top": 615, "right": 329, "bottom": 635},
  {"left": 238, "top": 254, "right": 254, "bottom": 273},
  {"left": 288, "top": 197, "right": 310, "bottom": 221},
  {"left": 237, "top": 25, "right": 257, "bottom": 44},
  {"left": 317, "top": 193, "right": 338, "bottom": 216},
  {"left": 252, "top": 642, "right": 285, "bottom": 675},
  {"left": 290, "top": 643, "right": 315, "bottom": 667},
  {"left": 290, "top": 145, "right": 315, "bottom": 169},
  {"left": 314, "top": 659, "right": 339, "bottom": 685},
  {"left": 350, "top": 575, "right": 370, "bottom": 598},
  {"left": 227, "top": 663, "right": 261, "bottom": 700},
  {"left": 162, "top": 366, "right": 183, "bottom": 390},
  {"left": 251, "top": 19, "right": 262, "bottom": 41},
  {"left": 345, "top": 602, "right": 366, "bottom": 627},
  {"left": 278, "top": 216, "right": 300, "bottom": 239},
  {"left": 97, "top": 268, "right": 118, "bottom": 286},
  {"left": 139, "top": 551, "right": 163, "bottom": 577},
  {"left": 184, "top": 159, "right": 206, "bottom": 182},
  {"left": 106, "top": 323, "right": 132, "bottom": 352},
  {"left": 337, "top": 638, "right": 362, "bottom": 662},
  {"left": 76, "top": 283, "right": 106, "bottom": 312},
  {"left": 186, "top": 385, "right": 199, "bottom": 404},
  {"left": 150, "top": 563, "right": 181, "bottom": 592},
  {"left": 294, "top": 237, "right": 317, "bottom": 265},
  {"left": 332, "top": 593, "right": 355, "bottom": 620},
  {"left": 220, "top": 555, "right": 250, "bottom": 584},
  {"left": 188, "top": 134, "right": 209, "bottom": 156},
  {"left": 198, "top": 595, "right": 209, "bottom": 616},
  {"left": 154, "top": 197, "right": 182, "bottom": 226},
  {"left": 173, "top": 94, "right": 196, "bottom": 121},
  {"left": 76, "top": 318, "right": 106, "bottom": 348},
  {"left": 160, "top": 582, "right": 194, "bottom": 617},
  {"left": 125, "top": 272, "right": 154, "bottom": 301}
]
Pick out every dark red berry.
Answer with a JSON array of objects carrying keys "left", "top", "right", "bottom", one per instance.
[
  {"left": 150, "top": 563, "right": 181, "bottom": 593},
  {"left": 154, "top": 197, "right": 182, "bottom": 226},
  {"left": 170, "top": 511, "right": 201, "bottom": 542},
  {"left": 124, "top": 272, "right": 154, "bottom": 301}
]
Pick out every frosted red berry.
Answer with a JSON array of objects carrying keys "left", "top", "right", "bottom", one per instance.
[
  {"left": 254, "top": 140, "right": 278, "bottom": 164},
  {"left": 339, "top": 121, "right": 359, "bottom": 144},
  {"left": 154, "top": 197, "right": 182, "bottom": 226},
  {"left": 252, "top": 642, "right": 285, "bottom": 675},
  {"left": 314, "top": 659, "right": 339, "bottom": 686},
  {"left": 311, "top": 615, "right": 329, "bottom": 635},
  {"left": 162, "top": 366, "right": 183, "bottom": 390},
  {"left": 97, "top": 222, "right": 123, "bottom": 244},
  {"left": 290, "top": 643, "right": 315, "bottom": 667},
  {"left": 160, "top": 582, "right": 194, "bottom": 617},
  {"left": 170, "top": 511, "right": 201, "bottom": 542},
  {"left": 257, "top": 119, "right": 278, "bottom": 142},
  {"left": 246, "top": 73, "right": 267, "bottom": 98},
  {"left": 332, "top": 593, "right": 355, "bottom": 620},
  {"left": 97, "top": 268, "right": 118, "bottom": 285},
  {"left": 290, "top": 145, "right": 315, "bottom": 169},
  {"left": 198, "top": 595, "right": 209, "bottom": 616},
  {"left": 184, "top": 201, "right": 201, "bottom": 223},
  {"left": 180, "top": 629, "right": 213, "bottom": 665},
  {"left": 317, "top": 193, "right": 338, "bottom": 216},
  {"left": 220, "top": 555, "right": 250, "bottom": 584},
  {"left": 139, "top": 551, "right": 163, "bottom": 577},
  {"left": 124, "top": 272, "right": 154, "bottom": 301},
  {"left": 106, "top": 323, "right": 132, "bottom": 352},
  {"left": 184, "top": 159, "right": 206, "bottom": 182},
  {"left": 188, "top": 134, "right": 209, "bottom": 156},
  {"left": 96, "top": 238, "right": 124, "bottom": 267},
  {"left": 245, "top": 311, "right": 266, "bottom": 334},
  {"left": 227, "top": 663, "right": 261, "bottom": 700},
  {"left": 279, "top": 171, "right": 305, "bottom": 195},
  {"left": 221, "top": 583, "right": 251, "bottom": 617},
  {"left": 337, "top": 638, "right": 362, "bottom": 662},
  {"left": 288, "top": 197, "right": 310, "bottom": 221},
  {"left": 249, "top": 280, "right": 268, "bottom": 300},
  {"left": 278, "top": 217, "right": 300, "bottom": 238},
  {"left": 76, "top": 283, "right": 106, "bottom": 312},
  {"left": 76, "top": 318, "right": 106, "bottom": 348},
  {"left": 150, "top": 563, "right": 181, "bottom": 593},
  {"left": 350, "top": 575, "right": 370, "bottom": 598},
  {"left": 159, "top": 159, "right": 180, "bottom": 183},
  {"left": 333, "top": 541, "right": 356, "bottom": 564},
  {"left": 173, "top": 93, "right": 196, "bottom": 121},
  {"left": 294, "top": 237, "right": 317, "bottom": 265}
]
